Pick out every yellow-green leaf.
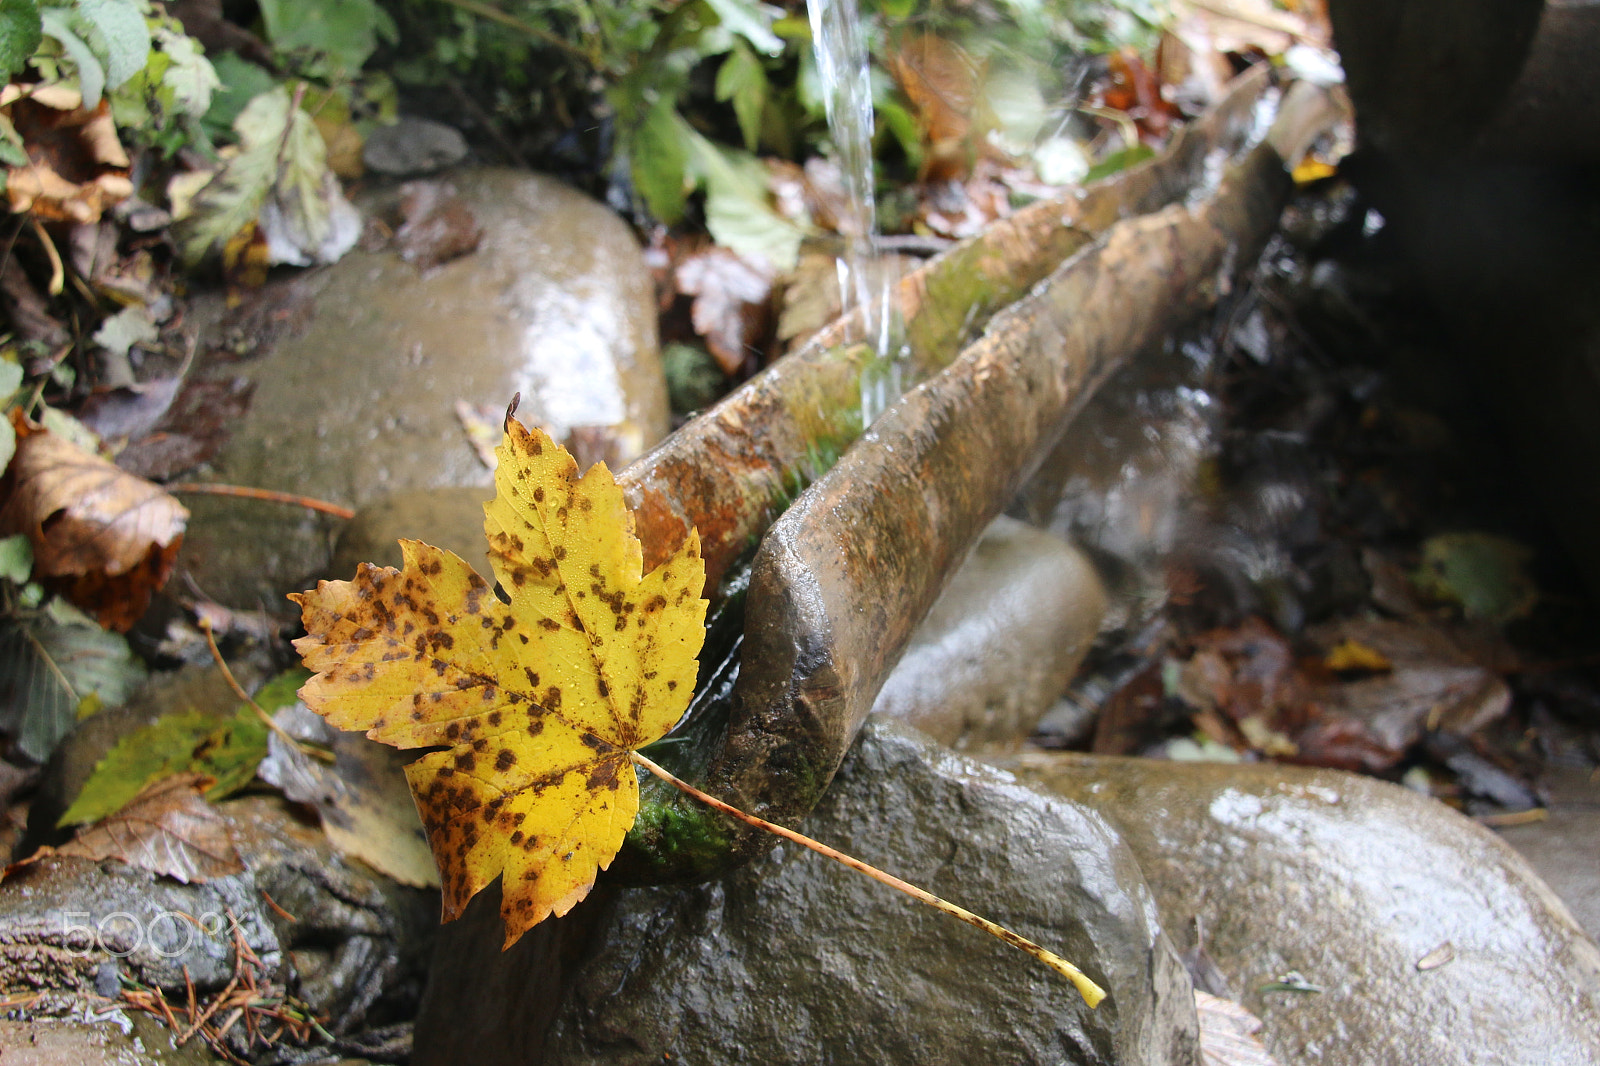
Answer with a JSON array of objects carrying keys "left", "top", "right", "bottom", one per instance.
[
  {"left": 57, "top": 670, "right": 302, "bottom": 826},
  {"left": 291, "top": 418, "right": 706, "bottom": 946}
]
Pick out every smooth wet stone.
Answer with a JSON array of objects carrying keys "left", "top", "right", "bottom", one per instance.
[
  {"left": 1011, "top": 753, "right": 1600, "bottom": 1065},
  {"left": 327, "top": 487, "right": 492, "bottom": 580},
  {"left": 180, "top": 168, "right": 666, "bottom": 609},
  {"left": 1, "top": 794, "right": 435, "bottom": 1033},
  {"left": 362, "top": 117, "right": 469, "bottom": 176},
  {"left": 513, "top": 720, "right": 1199, "bottom": 1066},
  {"left": 0, "top": 1010, "right": 225, "bottom": 1066},
  {"left": 1497, "top": 765, "right": 1600, "bottom": 943},
  {"left": 871, "top": 517, "right": 1107, "bottom": 753}
]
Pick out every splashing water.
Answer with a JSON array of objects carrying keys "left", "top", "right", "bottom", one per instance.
[{"left": 808, "top": 0, "right": 901, "bottom": 422}]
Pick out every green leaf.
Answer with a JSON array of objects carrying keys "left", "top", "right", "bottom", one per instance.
[
  {"left": 0, "top": 355, "right": 22, "bottom": 401},
  {"left": 151, "top": 23, "right": 219, "bottom": 117},
  {"left": 1084, "top": 142, "right": 1155, "bottom": 183},
  {"left": 1413, "top": 532, "right": 1538, "bottom": 624},
  {"left": 0, "top": 0, "right": 41, "bottom": 78},
  {"left": 0, "top": 600, "right": 147, "bottom": 763},
  {"left": 203, "top": 53, "right": 277, "bottom": 138},
  {"left": 178, "top": 85, "right": 356, "bottom": 266},
  {"left": 688, "top": 130, "right": 804, "bottom": 270},
  {"left": 73, "top": 0, "right": 149, "bottom": 91},
  {"left": 0, "top": 534, "right": 31, "bottom": 584},
  {"left": 627, "top": 94, "right": 691, "bottom": 223},
  {"left": 716, "top": 41, "right": 767, "bottom": 152},
  {"left": 703, "top": 0, "right": 782, "bottom": 56},
  {"left": 256, "top": 88, "right": 360, "bottom": 265},
  {"left": 57, "top": 670, "right": 304, "bottom": 825},
  {"left": 258, "top": 0, "right": 395, "bottom": 79},
  {"left": 39, "top": 9, "right": 105, "bottom": 108}
]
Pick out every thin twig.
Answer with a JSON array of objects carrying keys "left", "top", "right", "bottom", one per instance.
[
  {"left": 28, "top": 216, "right": 63, "bottom": 295},
  {"left": 200, "top": 618, "right": 335, "bottom": 762},
  {"left": 166, "top": 483, "right": 356, "bottom": 519},
  {"left": 629, "top": 752, "right": 1108, "bottom": 1008},
  {"left": 259, "top": 889, "right": 298, "bottom": 923}
]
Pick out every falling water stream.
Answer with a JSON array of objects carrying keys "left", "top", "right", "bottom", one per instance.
[{"left": 807, "top": 0, "right": 903, "bottom": 422}]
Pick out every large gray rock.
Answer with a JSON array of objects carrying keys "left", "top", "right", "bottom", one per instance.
[
  {"left": 1012, "top": 752, "right": 1600, "bottom": 1066},
  {"left": 423, "top": 719, "right": 1200, "bottom": 1066},
  {"left": 871, "top": 516, "right": 1107, "bottom": 753},
  {"left": 178, "top": 168, "right": 667, "bottom": 610},
  {"left": 1497, "top": 765, "right": 1600, "bottom": 944}
]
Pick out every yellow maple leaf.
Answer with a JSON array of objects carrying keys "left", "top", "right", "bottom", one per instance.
[{"left": 290, "top": 417, "right": 706, "bottom": 946}]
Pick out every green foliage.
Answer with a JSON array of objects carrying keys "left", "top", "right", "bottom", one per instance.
[
  {"left": 0, "top": 598, "right": 147, "bottom": 762},
  {"left": 716, "top": 40, "right": 766, "bottom": 152},
  {"left": 663, "top": 342, "right": 724, "bottom": 415},
  {"left": 1413, "top": 532, "right": 1538, "bottom": 624},
  {"left": 109, "top": 18, "right": 221, "bottom": 153},
  {"left": 58, "top": 670, "right": 306, "bottom": 825},
  {"left": 1084, "top": 142, "right": 1154, "bottom": 183},
  {"left": 175, "top": 85, "right": 346, "bottom": 266},
  {"left": 202, "top": 52, "right": 277, "bottom": 136},
  {"left": 0, "top": 535, "right": 30, "bottom": 585},
  {"left": 258, "top": 0, "right": 396, "bottom": 82},
  {"left": 688, "top": 128, "right": 804, "bottom": 269},
  {"left": 36, "top": 0, "right": 149, "bottom": 107},
  {"left": 0, "top": 0, "right": 42, "bottom": 78},
  {"left": 0, "top": 358, "right": 21, "bottom": 471}
]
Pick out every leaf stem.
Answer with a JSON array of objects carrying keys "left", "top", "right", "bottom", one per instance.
[
  {"left": 628, "top": 751, "right": 1107, "bottom": 1008},
  {"left": 199, "top": 619, "right": 334, "bottom": 763},
  {"left": 166, "top": 484, "right": 356, "bottom": 519}
]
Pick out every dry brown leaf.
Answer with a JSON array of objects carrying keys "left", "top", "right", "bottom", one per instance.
[
  {"left": 259, "top": 703, "right": 440, "bottom": 889},
  {"left": 674, "top": 246, "right": 773, "bottom": 375},
  {"left": 0, "top": 410, "right": 188, "bottom": 631},
  {"left": 395, "top": 180, "right": 483, "bottom": 272},
  {"left": 886, "top": 31, "right": 980, "bottom": 182},
  {"left": 8, "top": 773, "right": 243, "bottom": 884},
  {"left": 1297, "top": 617, "right": 1511, "bottom": 771},
  {"left": 2, "top": 87, "right": 132, "bottom": 224},
  {"left": 1196, "top": 989, "right": 1281, "bottom": 1066}
]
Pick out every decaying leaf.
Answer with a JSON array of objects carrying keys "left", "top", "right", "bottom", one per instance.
[
  {"left": 292, "top": 417, "right": 706, "bottom": 946},
  {"left": 175, "top": 85, "right": 360, "bottom": 268},
  {"left": 0, "top": 597, "right": 147, "bottom": 762},
  {"left": 0, "top": 409, "right": 187, "bottom": 630},
  {"left": 395, "top": 180, "right": 482, "bottom": 272},
  {"left": 1412, "top": 532, "right": 1537, "bottom": 624},
  {"left": 674, "top": 245, "right": 773, "bottom": 375},
  {"left": 259, "top": 699, "right": 440, "bottom": 889},
  {"left": 1, "top": 83, "right": 133, "bottom": 223},
  {"left": 1196, "top": 989, "right": 1281, "bottom": 1066},
  {"left": 885, "top": 31, "right": 979, "bottom": 183},
  {"left": 9, "top": 773, "right": 243, "bottom": 884},
  {"left": 56, "top": 670, "right": 298, "bottom": 826}
]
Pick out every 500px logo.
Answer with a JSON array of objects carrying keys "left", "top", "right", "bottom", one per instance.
[{"left": 58, "top": 910, "right": 246, "bottom": 959}]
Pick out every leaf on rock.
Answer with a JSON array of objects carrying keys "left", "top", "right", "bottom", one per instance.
[
  {"left": 292, "top": 417, "right": 707, "bottom": 946},
  {"left": 258, "top": 699, "right": 440, "bottom": 888},
  {"left": 56, "top": 670, "right": 297, "bottom": 826},
  {"left": 10, "top": 773, "right": 244, "bottom": 884},
  {"left": 1195, "top": 989, "right": 1281, "bottom": 1066},
  {"left": 176, "top": 85, "right": 359, "bottom": 268},
  {"left": 0, "top": 597, "right": 147, "bottom": 762},
  {"left": 0, "top": 409, "right": 187, "bottom": 630}
]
